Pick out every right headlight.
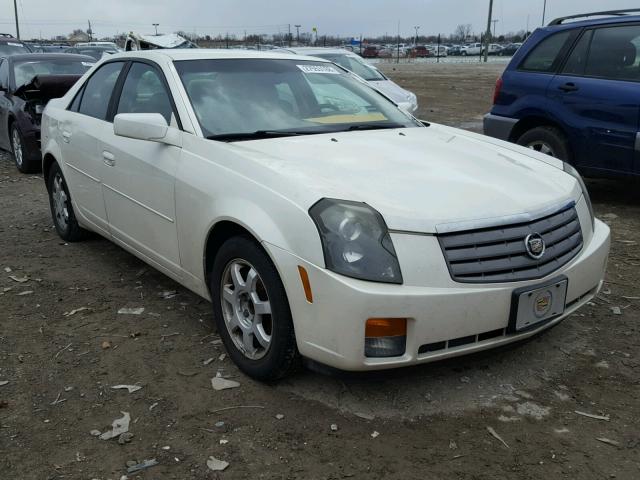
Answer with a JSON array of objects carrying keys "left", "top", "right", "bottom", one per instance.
[
  {"left": 563, "top": 162, "right": 595, "bottom": 229},
  {"left": 309, "top": 198, "right": 403, "bottom": 284}
]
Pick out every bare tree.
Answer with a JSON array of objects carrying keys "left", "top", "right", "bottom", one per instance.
[{"left": 453, "top": 24, "right": 472, "bottom": 43}]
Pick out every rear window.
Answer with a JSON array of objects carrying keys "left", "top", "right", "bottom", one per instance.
[
  {"left": 0, "top": 41, "right": 29, "bottom": 56},
  {"left": 520, "top": 31, "right": 571, "bottom": 72}
]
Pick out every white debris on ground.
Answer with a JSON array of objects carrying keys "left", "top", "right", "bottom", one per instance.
[
  {"left": 111, "top": 385, "right": 143, "bottom": 394},
  {"left": 206, "top": 456, "right": 229, "bottom": 471},
  {"left": 99, "top": 412, "right": 131, "bottom": 440},
  {"left": 516, "top": 402, "right": 551, "bottom": 420},
  {"left": 211, "top": 375, "right": 240, "bottom": 391},
  {"left": 117, "top": 307, "right": 145, "bottom": 315}
]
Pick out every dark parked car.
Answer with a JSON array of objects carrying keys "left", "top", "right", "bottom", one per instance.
[
  {"left": 361, "top": 46, "right": 378, "bottom": 58},
  {"left": 0, "top": 33, "right": 31, "bottom": 56},
  {"left": 484, "top": 9, "right": 640, "bottom": 177},
  {"left": 0, "top": 53, "right": 94, "bottom": 172},
  {"left": 498, "top": 43, "right": 523, "bottom": 56},
  {"left": 64, "top": 45, "right": 119, "bottom": 61},
  {"left": 410, "top": 45, "right": 431, "bottom": 58}
]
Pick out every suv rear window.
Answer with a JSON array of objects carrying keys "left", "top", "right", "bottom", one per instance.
[{"left": 520, "top": 31, "right": 571, "bottom": 72}]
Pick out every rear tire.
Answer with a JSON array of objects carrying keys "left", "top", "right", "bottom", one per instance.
[
  {"left": 210, "top": 235, "right": 299, "bottom": 381},
  {"left": 516, "top": 126, "right": 571, "bottom": 162},
  {"left": 47, "top": 162, "right": 87, "bottom": 242},
  {"left": 10, "top": 123, "right": 39, "bottom": 174}
]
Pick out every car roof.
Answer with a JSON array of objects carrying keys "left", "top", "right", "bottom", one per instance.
[
  {"left": 282, "top": 47, "right": 355, "bottom": 56},
  {"left": 5, "top": 53, "right": 96, "bottom": 62},
  {"left": 102, "top": 48, "right": 332, "bottom": 63}
]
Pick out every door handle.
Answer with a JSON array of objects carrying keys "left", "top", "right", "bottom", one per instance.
[
  {"left": 558, "top": 82, "right": 579, "bottom": 92},
  {"left": 102, "top": 151, "right": 115, "bottom": 167},
  {"left": 62, "top": 131, "right": 72, "bottom": 143}
]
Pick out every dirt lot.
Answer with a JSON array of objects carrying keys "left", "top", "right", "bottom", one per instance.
[{"left": 1, "top": 62, "right": 639, "bottom": 480}]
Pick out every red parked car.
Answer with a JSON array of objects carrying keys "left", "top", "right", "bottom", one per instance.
[{"left": 411, "top": 45, "right": 431, "bottom": 58}]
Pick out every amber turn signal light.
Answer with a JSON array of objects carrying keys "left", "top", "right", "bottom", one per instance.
[{"left": 297, "top": 265, "right": 313, "bottom": 303}]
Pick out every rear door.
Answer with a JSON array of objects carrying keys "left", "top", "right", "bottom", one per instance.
[
  {"left": 99, "top": 61, "right": 183, "bottom": 275},
  {"left": 548, "top": 24, "right": 640, "bottom": 175},
  {"left": 59, "top": 61, "right": 125, "bottom": 234}
]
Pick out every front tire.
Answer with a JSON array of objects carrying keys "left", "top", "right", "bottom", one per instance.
[
  {"left": 516, "top": 126, "right": 571, "bottom": 161},
  {"left": 11, "top": 124, "right": 39, "bottom": 174},
  {"left": 210, "top": 236, "right": 299, "bottom": 381},
  {"left": 47, "top": 162, "right": 87, "bottom": 242}
]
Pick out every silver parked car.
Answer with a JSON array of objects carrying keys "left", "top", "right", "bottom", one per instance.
[{"left": 276, "top": 47, "right": 418, "bottom": 113}]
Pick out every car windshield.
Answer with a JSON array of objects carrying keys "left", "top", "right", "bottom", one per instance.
[
  {"left": 13, "top": 59, "right": 93, "bottom": 87},
  {"left": 175, "top": 58, "right": 419, "bottom": 140},
  {"left": 312, "top": 53, "right": 385, "bottom": 81},
  {"left": 0, "top": 41, "right": 30, "bottom": 56}
]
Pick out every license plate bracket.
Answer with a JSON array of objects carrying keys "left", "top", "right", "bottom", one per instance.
[{"left": 508, "top": 276, "right": 568, "bottom": 333}]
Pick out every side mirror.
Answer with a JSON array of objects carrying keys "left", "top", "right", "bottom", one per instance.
[{"left": 113, "top": 113, "right": 181, "bottom": 147}]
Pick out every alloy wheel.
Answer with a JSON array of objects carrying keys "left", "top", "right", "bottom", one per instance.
[
  {"left": 220, "top": 259, "right": 273, "bottom": 360},
  {"left": 527, "top": 141, "right": 556, "bottom": 157},
  {"left": 12, "top": 128, "right": 23, "bottom": 167},
  {"left": 52, "top": 173, "right": 69, "bottom": 231}
]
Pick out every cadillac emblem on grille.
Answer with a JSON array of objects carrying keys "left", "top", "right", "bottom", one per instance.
[{"left": 525, "top": 233, "right": 546, "bottom": 260}]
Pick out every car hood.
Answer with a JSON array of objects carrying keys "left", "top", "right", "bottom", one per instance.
[
  {"left": 230, "top": 124, "right": 579, "bottom": 233},
  {"left": 368, "top": 80, "right": 416, "bottom": 109}
]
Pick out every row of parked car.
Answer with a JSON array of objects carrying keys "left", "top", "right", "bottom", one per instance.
[{"left": 359, "top": 42, "right": 522, "bottom": 58}]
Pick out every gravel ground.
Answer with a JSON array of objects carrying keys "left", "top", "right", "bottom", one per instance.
[{"left": 0, "top": 62, "right": 639, "bottom": 480}]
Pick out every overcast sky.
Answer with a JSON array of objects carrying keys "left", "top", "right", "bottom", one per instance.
[{"left": 2, "top": 0, "right": 638, "bottom": 40}]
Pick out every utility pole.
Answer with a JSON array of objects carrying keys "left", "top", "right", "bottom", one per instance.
[
  {"left": 413, "top": 26, "right": 419, "bottom": 46},
  {"left": 153, "top": 23, "right": 159, "bottom": 35},
  {"left": 87, "top": 20, "right": 93, "bottom": 41},
  {"left": 491, "top": 19, "right": 499, "bottom": 38},
  {"left": 483, "top": 0, "right": 494, "bottom": 63},
  {"left": 294, "top": 24, "right": 301, "bottom": 45},
  {"left": 542, "top": 0, "right": 547, "bottom": 25},
  {"left": 13, "top": 0, "right": 19, "bottom": 40},
  {"left": 396, "top": 20, "right": 400, "bottom": 64},
  {"left": 288, "top": 24, "right": 291, "bottom": 47}
]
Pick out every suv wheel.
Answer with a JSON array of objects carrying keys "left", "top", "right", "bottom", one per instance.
[
  {"left": 516, "top": 126, "right": 570, "bottom": 161},
  {"left": 210, "top": 235, "right": 299, "bottom": 381},
  {"left": 47, "top": 162, "right": 87, "bottom": 241}
]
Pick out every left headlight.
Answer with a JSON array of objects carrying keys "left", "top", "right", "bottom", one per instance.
[
  {"left": 309, "top": 198, "right": 403, "bottom": 284},
  {"left": 563, "top": 163, "right": 595, "bottom": 229}
]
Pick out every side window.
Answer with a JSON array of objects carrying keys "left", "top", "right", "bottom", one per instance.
[
  {"left": 116, "top": 62, "right": 174, "bottom": 124},
  {"left": 0, "top": 59, "right": 8, "bottom": 90},
  {"left": 78, "top": 61, "right": 124, "bottom": 120},
  {"left": 520, "top": 31, "right": 571, "bottom": 72},
  {"left": 562, "top": 30, "right": 593, "bottom": 76},
  {"left": 584, "top": 25, "right": 640, "bottom": 81},
  {"left": 68, "top": 87, "right": 83, "bottom": 111}
]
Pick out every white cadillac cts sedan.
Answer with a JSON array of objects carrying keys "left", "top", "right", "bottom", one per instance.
[{"left": 41, "top": 50, "right": 610, "bottom": 380}]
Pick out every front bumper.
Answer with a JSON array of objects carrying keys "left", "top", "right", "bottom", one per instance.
[
  {"left": 483, "top": 113, "right": 518, "bottom": 142},
  {"left": 265, "top": 204, "right": 610, "bottom": 371}
]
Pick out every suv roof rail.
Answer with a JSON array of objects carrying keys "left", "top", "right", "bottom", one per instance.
[{"left": 549, "top": 8, "right": 640, "bottom": 26}]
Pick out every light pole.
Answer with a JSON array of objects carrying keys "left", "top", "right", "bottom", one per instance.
[
  {"left": 542, "top": 0, "right": 547, "bottom": 25},
  {"left": 483, "top": 0, "right": 494, "bottom": 63},
  {"left": 13, "top": 0, "right": 19, "bottom": 40},
  {"left": 491, "top": 19, "right": 499, "bottom": 38},
  {"left": 153, "top": 23, "right": 159, "bottom": 35},
  {"left": 413, "top": 26, "right": 420, "bottom": 46},
  {"left": 294, "top": 24, "right": 301, "bottom": 45}
]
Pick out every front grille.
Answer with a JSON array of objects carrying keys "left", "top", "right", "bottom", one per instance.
[{"left": 439, "top": 205, "right": 583, "bottom": 283}]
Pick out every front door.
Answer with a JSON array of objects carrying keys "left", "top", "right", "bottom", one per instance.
[{"left": 99, "top": 61, "right": 182, "bottom": 274}]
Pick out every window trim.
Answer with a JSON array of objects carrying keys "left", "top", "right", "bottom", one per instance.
[
  {"left": 558, "top": 22, "right": 640, "bottom": 83},
  {"left": 108, "top": 58, "right": 183, "bottom": 130},
  {"left": 517, "top": 29, "right": 579, "bottom": 75}
]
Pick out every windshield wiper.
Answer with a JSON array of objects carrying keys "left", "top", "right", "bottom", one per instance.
[
  {"left": 207, "top": 130, "right": 306, "bottom": 142},
  {"left": 342, "top": 123, "right": 406, "bottom": 132}
]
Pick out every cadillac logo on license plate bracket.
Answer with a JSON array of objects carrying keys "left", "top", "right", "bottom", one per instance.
[{"left": 509, "top": 277, "right": 568, "bottom": 332}]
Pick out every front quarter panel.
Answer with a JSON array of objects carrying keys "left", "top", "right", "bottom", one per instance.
[{"left": 175, "top": 134, "right": 325, "bottom": 298}]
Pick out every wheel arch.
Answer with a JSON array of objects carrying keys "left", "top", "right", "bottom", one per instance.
[
  {"left": 43, "top": 152, "right": 57, "bottom": 187},
  {"left": 509, "top": 115, "right": 568, "bottom": 143}
]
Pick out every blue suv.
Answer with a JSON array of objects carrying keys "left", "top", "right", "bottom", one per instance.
[{"left": 484, "top": 9, "right": 640, "bottom": 177}]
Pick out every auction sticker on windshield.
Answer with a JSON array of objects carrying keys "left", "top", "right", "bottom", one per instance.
[{"left": 297, "top": 64, "right": 340, "bottom": 74}]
